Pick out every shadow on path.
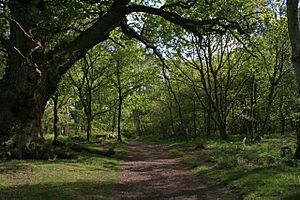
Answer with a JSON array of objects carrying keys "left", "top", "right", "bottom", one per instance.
[{"left": 111, "top": 141, "right": 236, "bottom": 200}]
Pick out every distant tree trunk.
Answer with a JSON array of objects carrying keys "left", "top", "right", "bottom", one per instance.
[
  {"left": 116, "top": 66, "right": 123, "bottom": 142},
  {"left": 168, "top": 100, "right": 175, "bottom": 134},
  {"left": 261, "top": 79, "right": 276, "bottom": 136},
  {"left": 280, "top": 114, "right": 285, "bottom": 136},
  {"left": 52, "top": 93, "right": 59, "bottom": 141},
  {"left": 287, "top": 0, "right": 300, "bottom": 159},
  {"left": 111, "top": 105, "right": 117, "bottom": 134},
  {"left": 250, "top": 75, "right": 257, "bottom": 140},
  {"left": 218, "top": 121, "right": 228, "bottom": 140},
  {"left": 279, "top": 97, "right": 286, "bottom": 136},
  {"left": 133, "top": 109, "right": 144, "bottom": 136},
  {"left": 206, "top": 102, "right": 212, "bottom": 136},
  {"left": 117, "top": 99, "right": 123, "bottom": 142},
  {"left": 192, "top": 98, "right": 197, "bottom": 138},
  {"left": 166, "top": 81, "right": 186, "bottom": 140},
  {"left": 87, "top": 118, "right": 92, "bottom": 142},
  {"left": 86, "top": 91, "right": 92, "bottom": 142}
]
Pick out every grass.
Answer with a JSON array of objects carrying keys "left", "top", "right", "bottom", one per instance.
[
  {"left": 0, "top": 141, "right": 127, "bottom": 200},
  {"left": 139, "top": 133, "right": 300, "bottom": 199}
]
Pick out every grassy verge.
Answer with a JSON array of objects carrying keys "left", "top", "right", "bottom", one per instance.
[
  {"left": 0, "top": 141, "right": 127, "bottom": 200},
  {"left": 139, "top": 134, "right": 300, "bottom": 199}
]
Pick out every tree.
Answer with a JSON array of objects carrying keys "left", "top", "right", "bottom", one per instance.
[
  {"left": 0, "top": 0, "right": 257, "bottom": 156},
  {"left": 287, "top": 0, "right": 300, "bottom": 158},
  {"left": 68, "top": 46, "right": 111, "bottom": 142},
  {"left": 109, "top": 42, "right": 149, "bottom": 141}
]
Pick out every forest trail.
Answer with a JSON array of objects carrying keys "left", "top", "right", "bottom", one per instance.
[{"left": 111, "top": 141, "right": 236, "bottom": 200}]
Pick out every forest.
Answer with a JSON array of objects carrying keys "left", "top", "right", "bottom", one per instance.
[{"left": 1, "top": 0, "right": 300, "bottom": 199}]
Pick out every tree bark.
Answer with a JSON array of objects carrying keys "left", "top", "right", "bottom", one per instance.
[
  {"left": 86, "top": 90, "right": 92, "bottom": 142},
  {"left": 218, "top": 121, "right": 228, "bottom": 140},
  {"left": 287, "top": 0, "right": 300, "bottom": 159},
  {"left": 52, "top": 93, "right": 59, "bottom": 141},
  {"left": 0, "top": 1, "right": 55, "bottom": 153},
  {"left": 111, "top": 105, "right": 117, "bottom": 134}
]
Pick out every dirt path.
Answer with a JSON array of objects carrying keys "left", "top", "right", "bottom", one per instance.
[{"left": 111, "top": 141, "right": 235, "bottom": 200}]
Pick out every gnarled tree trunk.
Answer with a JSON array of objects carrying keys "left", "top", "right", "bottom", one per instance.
[{"left": 0, "top": 1, "right": 58, "bottom": 154}]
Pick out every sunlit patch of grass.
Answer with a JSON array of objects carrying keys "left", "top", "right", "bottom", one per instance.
[
  {"left": 192, "top": 134, "right": 300, "bottom": 199},
  {"left": 0, "top": 142, "right": 127, "bottom": 200},
  {"left": 192, "top": 165, "right": 209, "bottom": 174}
]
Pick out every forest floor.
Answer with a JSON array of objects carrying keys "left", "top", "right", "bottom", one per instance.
[
  {"left": 1, "top": 134, "right": 300, "bottom": 199},
  {"left": 0, "top": 141, "right": 127, "bottom": 200},
  {"left": 128, "top": 134, "right": 300, "bottom": 200},
  {"left": 111, "top": 141, "right": 237, "bottom": 200}
]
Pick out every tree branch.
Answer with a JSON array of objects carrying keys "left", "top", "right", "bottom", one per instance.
[
  {"left": 108, "top": 37, "right": 126, "bottom": 48},
  {"left": 48, "top": 2, "right": 130, "bottom": 75},
  {"left": 125, "top": 5, "right": 249, "bottom": 36},
  {"left": 161, "top": 0, "right": 197, "bottom": 10}
]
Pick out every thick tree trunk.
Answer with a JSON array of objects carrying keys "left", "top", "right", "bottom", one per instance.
[
  {"left": 295, "top": 121, "right": 300, "bottom": 159},
  {"left": 0, "top": 67, "right": 53, "bottom": 154},
  {"left": 287, "top": 0, "right": 300, "bottom": 159},
  {"left": 0, "top": 1, "right": 61, "bottom": 157}
]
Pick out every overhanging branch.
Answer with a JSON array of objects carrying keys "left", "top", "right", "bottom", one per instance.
[{"left": 124, "top": 5, "right": 249, "bottom": 36}]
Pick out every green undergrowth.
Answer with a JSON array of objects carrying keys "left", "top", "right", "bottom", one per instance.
[
  {"left": 44, "top": 132, "right": 122, "bottom": 145},
  {"left": 140, "top": 134, "right": 300, "bottom": 199},
  {"left": 0, "top": 141, "right": 127, "bottom": 200}
]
